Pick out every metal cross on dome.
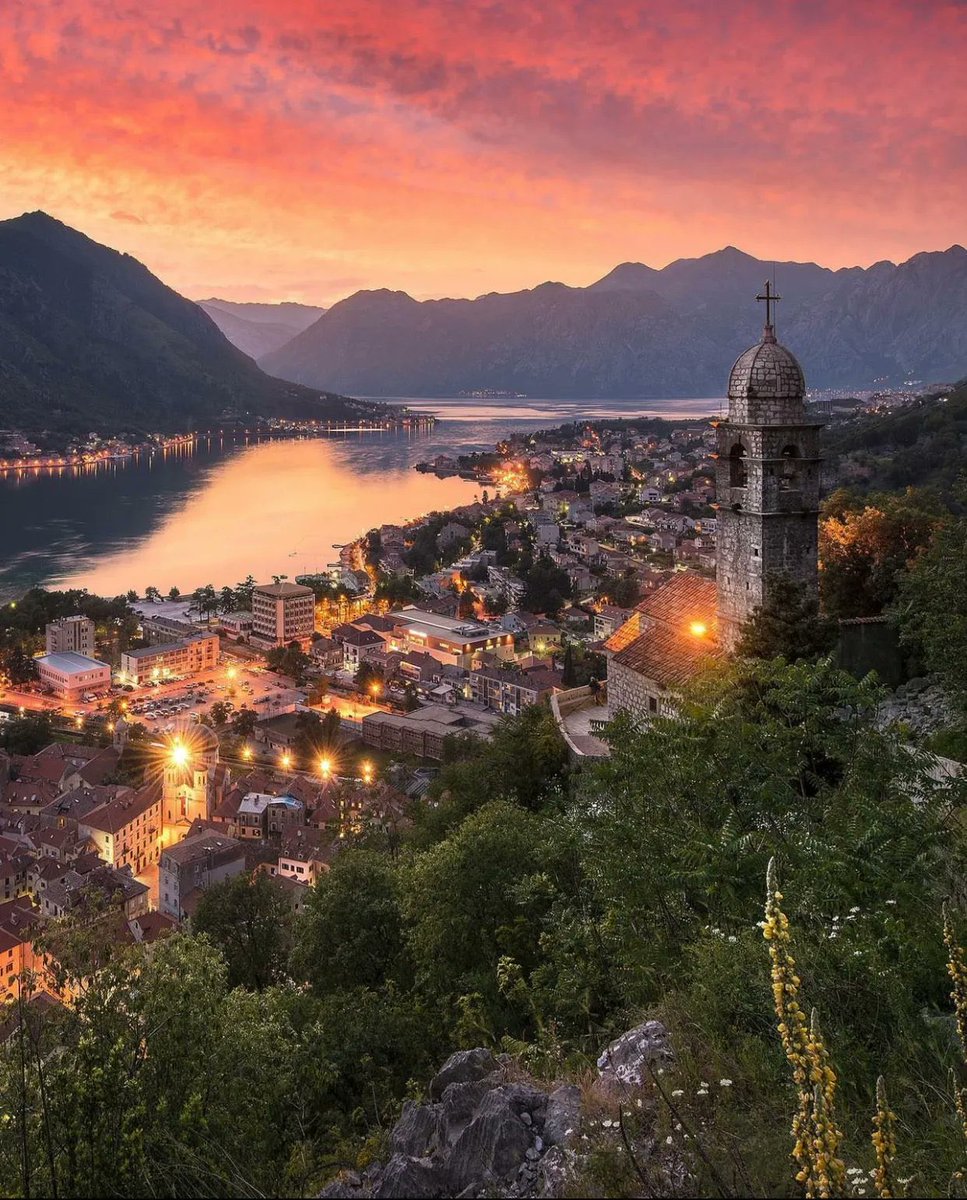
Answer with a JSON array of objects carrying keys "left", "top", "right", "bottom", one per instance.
[{"left": 756, "top": 279, "right": 781, "bottom": 328}]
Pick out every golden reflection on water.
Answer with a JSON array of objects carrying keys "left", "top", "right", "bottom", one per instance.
[{"left": 54, "top": 438, "right": 479, "bottom": 595}]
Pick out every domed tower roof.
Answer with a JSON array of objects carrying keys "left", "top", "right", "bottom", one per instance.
[{"left": 726, "top": 282, "right": 805, "bottom": 424}]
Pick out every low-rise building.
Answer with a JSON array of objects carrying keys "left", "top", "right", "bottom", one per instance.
[
  {"left": 469, "top": 666, "right": 562, "bottom": 716},
  {"left": 78, "top": 781, "right": 162, "bottom": 877},
  {"left": 120, "top": 633, "right": 219, "bottom": 686},
  {"left": 35, "top": 652, "right": 112, "bottom": 701},
  {"left": 392, "top": 607, "right": 514, "bottom": 668},
  {"left": 159, "top": 829, "right": 246, "bottom": 920}
]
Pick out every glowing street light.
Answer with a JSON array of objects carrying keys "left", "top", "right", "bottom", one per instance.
[
  {"left": 690, "top": 621, "right": 708, "bottom": 638},
  {"left": 281, "top": 751, "right": 292, "bottom": 771},
  {"left": 242, "top": 745, "right": 253, "bottom": 761},
  {"left": 170, "top": 740, "right": 190, "bottom": 768},
  {"left": 319, "top": 757, "right": 332, "bottom": 779},
  {"left": 361, "top": 761, "right": 374, "bottom": 785}
]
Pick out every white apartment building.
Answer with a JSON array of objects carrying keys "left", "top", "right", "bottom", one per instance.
[{"left": 45, "top": 615, "right": 95, "bottom": 657}]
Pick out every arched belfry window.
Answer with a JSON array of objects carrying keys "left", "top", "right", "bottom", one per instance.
[
  {"left": 729, "top": 443, "right": 747, "bottom": 488},
  {"left": 779, "top": 444, "right": 800, "bottom": 490}
]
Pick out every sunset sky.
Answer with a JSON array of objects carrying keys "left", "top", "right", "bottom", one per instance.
[{"left": 1, "top": 1, "right": 964, "bottom": 305}]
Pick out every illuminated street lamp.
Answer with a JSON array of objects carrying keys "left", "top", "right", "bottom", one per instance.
[
  {"left": 281, "top": 751, "right": 292, "bottom": 771},
  {"left": 319, "top": 757, "right": 332, "bottom": 780},
  {"left": 689, "top": 621, "right": 708, "bottom": 638},
  {"left": 242, "top": 745, "right": 253, "bottom": 761},
  {"left": 361, "top": 761, "right": 374, "bottom": 785},
  {"left": 370, "top": 682, "right": 381, "bottom": 698}
]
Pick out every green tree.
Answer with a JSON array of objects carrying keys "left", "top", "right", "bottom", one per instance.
[
  {"left": 208, "top": 700, "right": 231, "bottom": 726},
  {"left": 894, "top": 509, "right": 967, "bottom": 703},
  {"left": 521, "top": 554, "right": 572, "bottom": 616},
  {"left": 819, "top": 487, "right": 941, "bottom": 619},
  {"left": 736, "top": 573, "right": 836, "bottom": 662},
  {"left": 293, "top": 851, "right": 406, "bottom": 995},
  {"left": 402, "top": 801, "right": 564, "bottom": 1036},
  {"left": 355, "top": 659, "right": 384, "bottom": 695},
  {"left": 231, "top": 707, "right": 257, "bottom": 738},
  {"left": 144, "top": 585, "right": 161, "bottom": 603},
  {"left": 167, "top": 585, "right": 180, "bottom": 601},
  {"left": 0, "top": 713, "right": 53, "bottom": 755},
  {"left": 3, "top": 646, "right": 39, "bottom": 685},
  {"left": 193, "top": 872, "right": 293, "bottom": 990},
  {"left": 266, "top": 640, "right": 312, "bottom": 684}
]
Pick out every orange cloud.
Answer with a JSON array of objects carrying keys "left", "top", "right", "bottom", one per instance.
[{"left": 0, "top": 0, "right": 963, "bottom": 303}]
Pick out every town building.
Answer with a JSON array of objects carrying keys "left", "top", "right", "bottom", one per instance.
[
  {"left": 392, "top": 607, "right": 514, "bottom": 668},
  {"left": 78, "top": 781, "right": 162, "bottom": 878},
  {"left": 120, "top": 633, "right": 219, "bottom": 686},
  {"left": 159, "top": 829, "right": 246, "bottom": 920},
  {"left": 469, "top": 665, "right": 562, "bottom": 716},
  {"left": 45, "top": 615, "right": 95, "bottom": 657},
  {"left": 251, "top": 582, "right": 315, "bottom": 648},
  {"left": 35, "top": 652, "right": 112, "bottom": 701}
]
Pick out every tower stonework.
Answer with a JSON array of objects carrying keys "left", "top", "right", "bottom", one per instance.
[{"left": 714, "top": 291, "right": 822, "bottom": 650}]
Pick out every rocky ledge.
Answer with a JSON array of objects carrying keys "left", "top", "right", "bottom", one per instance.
[{"left": 320, "top": 1021, "right": 673, "bottom": 1199}]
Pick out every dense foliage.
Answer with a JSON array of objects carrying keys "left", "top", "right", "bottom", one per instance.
[{"left": 1, "top": 660, "right": 965, "bottom": 1196}]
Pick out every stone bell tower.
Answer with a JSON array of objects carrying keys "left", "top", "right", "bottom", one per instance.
[{"left": 714, "top": 283, "right": 823, "bottom": 650}]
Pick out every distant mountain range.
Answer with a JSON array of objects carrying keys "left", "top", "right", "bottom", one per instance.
[
  {"left": 260, "top": 246, "right": 967, "bottom": 398},
  {"left": 198, "top": 298, "right": 325, "bottom": 360},
  {"left": 0, "top": 213, "right": 367, "bottom": 435}
]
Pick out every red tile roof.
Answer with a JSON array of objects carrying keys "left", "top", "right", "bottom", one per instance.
[{"left": 609, "top": 573, "right": 720, "bottom": 690}]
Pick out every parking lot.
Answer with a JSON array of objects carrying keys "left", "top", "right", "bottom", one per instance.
[{"left": 1, "top": 660, "right": 304, "bottom": 733}]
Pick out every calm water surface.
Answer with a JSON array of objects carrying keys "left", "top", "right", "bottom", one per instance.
[{"left": 0, "top": 396, "right": 721, "bottom": 600}]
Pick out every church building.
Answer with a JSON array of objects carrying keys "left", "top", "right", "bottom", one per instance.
[{"left": 606, "top": 284, "right": 821, "bottom": 717}]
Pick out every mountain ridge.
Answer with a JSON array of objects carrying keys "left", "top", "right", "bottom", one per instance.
[
  {"left": 261, "top": 245, "right": 967, "bottom": 398},
  {"left": 0, "top": 212, "right": 368, "bottom": 434}
]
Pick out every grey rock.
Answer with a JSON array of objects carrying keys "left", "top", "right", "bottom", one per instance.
[
  {"left": 448, "top": 1087, "right": 533, "bottom": 1191},
  {"left": 525, "top": 1148, "right": 540, "bottom": 1162},
  {"left": 429, "top": 1048, "right": 499, "bottom": 1101},
  {"left": 372, "top": 1154, "right": 447, "bottom": 1199},
  {"left": 391, "top": 1099, "right": 443, "bottom": 1159},
  {"left": 535, "top": 1146, "right": 573, "bottom": 1198},
  {"left": 520, "top": 1111, "right": 532, "bottom": 1126},
  {"left": 597, "top": 1019, "right": 673, "bottom": 1096},
  {"left": 542, "top": 1085, "right": 582, "bottom": 1147},
  {"left": 442, "top": 1080, "right": 495, "bottom": 1143}
]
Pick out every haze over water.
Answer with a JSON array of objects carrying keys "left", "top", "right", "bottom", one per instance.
[{"left": 0, "top": 397, "right": 720, "bottom": 601}]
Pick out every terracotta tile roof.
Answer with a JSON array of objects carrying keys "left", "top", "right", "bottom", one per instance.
[
  {"left": 636, "top": 573, "right": 719, "bottom": 631},
  {"left": 603, "top": 612, "right": 643, "bottom": 654},
  {"left": 609, "top": 573, "right": 720, "bottom": 690},
  {"left": 612, "top": 622, "right": 719, "bottom": 688}
]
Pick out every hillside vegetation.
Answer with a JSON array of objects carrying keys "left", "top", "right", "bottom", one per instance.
[{"left": 0, "top": 212, "right": 370, "bottom": 435}]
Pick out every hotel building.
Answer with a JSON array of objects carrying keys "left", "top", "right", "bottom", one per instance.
[{"left": 251, "top": 582, "right": 315, "bottom": 648}]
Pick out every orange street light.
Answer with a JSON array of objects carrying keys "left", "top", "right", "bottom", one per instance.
[
  {"left": 361, "top": 761, "right": 374, "bottom": 784},
  {"left": 690, "top": 621, "right": 708, "bottom": 638},
  {"left": 319, "top": 757, "right": 332, "bottom": 779},
  {"left": 242, "top": 745, "right": 253, "bottom": 761},
  {"left": 281, "top": 751, "right": 292, "bottom": 771}
]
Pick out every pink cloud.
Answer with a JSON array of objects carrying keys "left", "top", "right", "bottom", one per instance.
[{"left": 0, "top": 0, "right": 963, "bottom": 302}]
